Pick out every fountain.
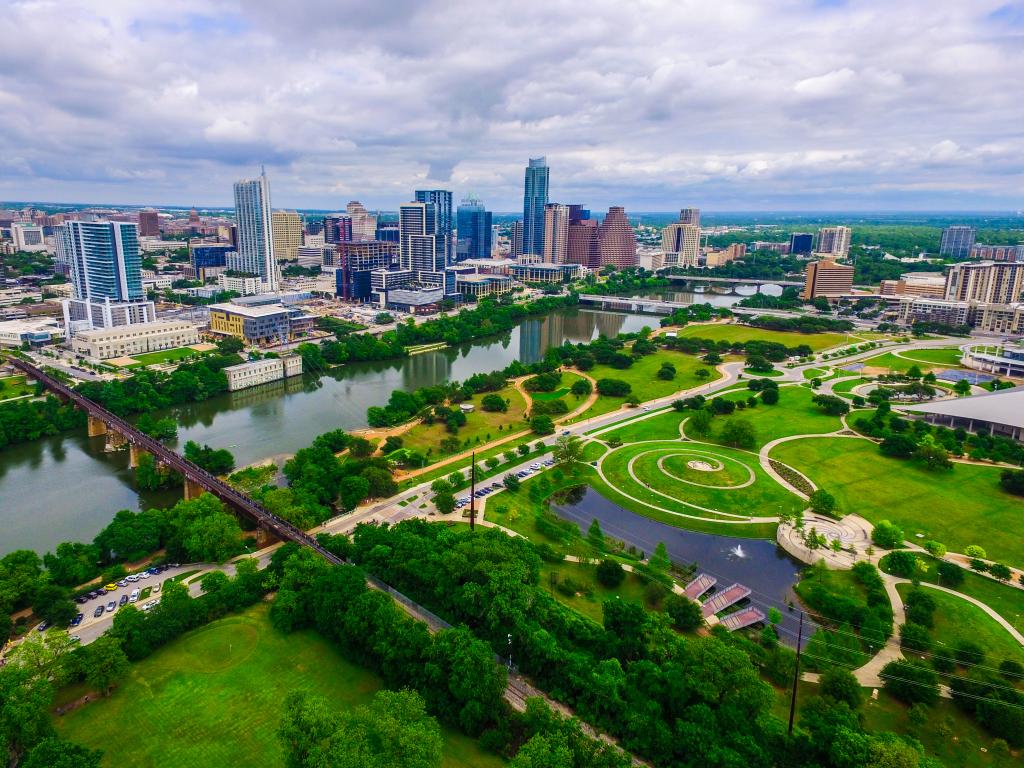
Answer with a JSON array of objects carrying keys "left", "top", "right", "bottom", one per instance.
[{"left": 730, "top": 544, "right": 746, "bottom": 559}]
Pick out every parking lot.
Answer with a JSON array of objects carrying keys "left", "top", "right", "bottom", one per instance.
[{"left": 455, "top": 458, "right": 556, "bottom": 509}]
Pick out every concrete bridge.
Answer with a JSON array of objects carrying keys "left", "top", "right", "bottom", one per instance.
[
  {"left": 667, "top": 274, "right": 804, "bottom": 289},
  {"left": 576, "top": 294, "right": 804, "bottom": 319}
]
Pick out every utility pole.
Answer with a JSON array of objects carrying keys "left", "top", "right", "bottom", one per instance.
[
  {"left": 469, "top": 451, "right": 476, "bottom": 532},
  {"left": 788, "top": 611, "right": 804, "bottom": 735}
]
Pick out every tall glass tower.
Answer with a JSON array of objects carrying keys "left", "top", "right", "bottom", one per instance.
[
  {"left": 414, "top": 189, "right": 453, "bottom": 264},
  {"left": 455, "top": 196, "right": 492, "bottom": 260},
  {"left": 522, "top": 157, "right": 549, "bottom": 257},
  {"left": 233, "top": 169, "right": 279, "bottom": 291},
  {"left": 59, "top": 220, "right": 144, "bottom": 303}
]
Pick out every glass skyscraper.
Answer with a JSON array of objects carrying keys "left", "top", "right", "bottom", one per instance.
[
  {"left": 414, "top": 189, "right": 453, "bottom": 264},
  {"left": 455, "top": 196, "right": 492, "bottom": 260},
  {"left": 233, "top": 169, "right": 279, "bottom": 291},
  {"left": 522, "top": 157, "right": 549, "bottom": 257},
  {"left": 59, "top": 220, "right": 144, "bottom": 303}
]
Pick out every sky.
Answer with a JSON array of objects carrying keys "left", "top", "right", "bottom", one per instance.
[{"left": 1, "top": 0, "right": 1023, "bottom": 212}]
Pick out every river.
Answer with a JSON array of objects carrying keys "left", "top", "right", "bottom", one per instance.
[{"left": 3, "top": 305, "right": 691, "bottom": 555}]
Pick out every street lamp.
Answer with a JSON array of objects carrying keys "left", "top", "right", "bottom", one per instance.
[{"left": 507, "top": 633, "right": 513, "bottom": 671}]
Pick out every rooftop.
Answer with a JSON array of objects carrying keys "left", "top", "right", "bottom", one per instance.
[
  {"left": 209, "top": 302, "right": 290, "bottom": 318},
  {"left": 901, "top": 387, "right": 1024, "bottom": 430}
]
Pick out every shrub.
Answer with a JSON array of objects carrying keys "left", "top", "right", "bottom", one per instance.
[
  {"left": 760, "top": 388, "right": 779, "bottom": 405},
  {"left": 871, "top": 520, "right": 904, "bottom": 549},
  {"left": 595, "top": 559, "right": 625, "bottom": 587},
  {"left": 596, "top": 378, "right": 631, "bottom": 397},
  {"left": 936, "top": 560, "right": 964, "bottom": 587},
  {"left": 663, "top": 593, "right": 703, "bottom": 631},
  {"left": 964, "top": 544, "right": 987, "bottom": 559},
  {"left": 885, "top": 550, "right": 918, "bottom": 577},
  {"left": 881, "top": 660, "right": 939, "bottom": 705}
]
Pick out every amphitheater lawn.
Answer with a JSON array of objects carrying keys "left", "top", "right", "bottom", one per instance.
[
  {"left": 130, "top": 346, "right": 211, "bottom": 366},
  {"left": 898, "top": 347, "right": 964, "bottom": 367},
  {"left": 693, "top": 385, "right": 843, "bottom": 448},
  {"left": 860, "top": 352, "right": 965, "bottom": 374},
  {"left": 599, "top": 440, "right": 803, "bottom": 523},
  {"left": 673, "top": 323, "right": 848, "bottom": 351},
  {"left": 597, "top": 410, "right": 685, "bottom": 443},
  {"left": 770, "top": 437, "right": 1024, "bottom": 567},
  {"left": 401, "top": 384, "right": 529, "bottom": 455},
  {"left": 55, "top": 603, "right": 501, "bottom": 768},
  {"left": 895, "top": 584, "right": 1024, "bottom": 668},
  {"left": 830, "top": 376, "right": 870, "bottom": 394}
]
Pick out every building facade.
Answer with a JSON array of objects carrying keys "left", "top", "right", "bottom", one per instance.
[
  {"left": 138, "top": 209, "right": 160, "bottom": 237},
  {"left": 70, "top": 319, "right": 199, "bottom": 359},
  {"left": 940, "top": 226, "right": 976, "bottom": 259},
  {"left": 233, "top": 170, "right": 279, "bottom": 291},
  {"left": 323, "top": 215, "right": 353, "bottom": 245},
  {"left": 598, "top": 207, "right": 638, "bottom": 268},
  {"left": 969, "top": 244, "right": 1021, "bottom": 262},
  {"left": 414, "top": 190, "right": 453, "bottom": 264},
  {"left": 944, "top": 261, "right": 1024, "bottom": 304},
  {"left": 816, "top": 226, "right": 852, "bottom": 257},
  {"left": 336, "top": 240, "right": 398, "bottom": 301},
  {"left": 789, "top": 233, "right": 814, "bottom": 256},
  {"left": 224, "top": 356, "right": 303, "bottom": 391},
  {"left": 208, "top": 302, "right": 313, "bottom": 346},
  {"left": 399, "top": 202, "right": 442, "bottom": 282},
  {"left": 455, "top": 196, "right": 492, "bottom": 261},
  {"left": 11, "top": 222, "right": 46, "bottom": 252},
  {"left": 542, "top": 203, "right": 569, "bottom": 263},
  {"left": 801, "top": 258, "right": 854, "bottom": 299},
  {"left": 878, "top": 272, "right": 946, "bottom": 298},
  {"left": 346, "top": 201, "right": 377, "bottom": 241},
  {"left": 662, "top": 222, "right": 700, "bottom": 267},
  {"left": 566, "top": 206, "right": 600, "bottom": 268},
  {"left": 271, "top": 210, "right": 303, "bottom": 261},
  {"left": 678, "top": 208, "right": 700, "bottom": 227},
  {"left": 522, "top": 157, "right": 549, "bottom": 257}
]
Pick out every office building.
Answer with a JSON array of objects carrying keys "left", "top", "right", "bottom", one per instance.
[
  {"left": 598, "top": 207, "right": 638, "bottom": 268},
  {"left": 789, "top": 233, "right": 814, "bottom": 256},
  {"left": 399, "top": 202, "right": 442, "bottom": 282},
  {"left": 751, "top": 241, "right": 790, "bottom": 254},
  {"left": 542, "top": 203, "right": 569, "bottom": 263},
  {"left": 70, "top": 319, "right": 199, "bottom": 360},
  {"left": 678, "top": 208, "right": 700, "bottom": 227},
  {"left": 510, "top": 220, "right": 524, "bottom": 258},
  {"left": 509, "top": 261, "right": 583, "bottom": 283},
  {"left": 304, "top": 218, "right": 324, "bottom": 236},
  {"left": 189, "top": 244, "right": 234, "bottom": 280},
  {"left": 894, "top": 296, "right": 1024, "bottom": 336},
  {"left": 296, "top": 245, "right": 335, "bottom": 268},
  {"left": 662, "top": 221, "right": 700, "bottom": 267},
  {"left": 376, "top": 221, "right": 400, "bottom": 242},
  {"left": 726, "top": 243, "right": 747, "bottom": 260},
  {"left": 567, "top": 206, "right": 600, "bottom": 268},
  {"left": 208, "top": 302, "right": 314, "bottom": 346},
  {"left": 233, "top": 170, "right": 279, "bottom": 291},
  {"left": 217, "top": 273, "right": 264, "bottom": 296},
  {"left": 455, "top": 196, "right": 492, "bottom": 261},
  {"left": 816, "top": 226, "right": 852, "bottom": 257},
  {"left": 336, "top": 240, "right": 399, "bottom": 301},
  {"left": 522, "top": 157, "right": 549, "bottom": 256},
  {"left": 346, "top": 201, "right": 377, "bottom": 241},
  {"left": 323, "top": 215, "right": 353, "bottom": 245},
  {"left": 138, "top": 209, "right": 160, "bottom": 237},
  {"left": 944, "top": 261, "right": 1024, "bottom": 304},
  {"left": 970, "top": 244, "right": 1021, "bottom": 262},
  {"left": 414, "top": 190, "right": 453, "bottom": 264},
  {"left": 0, "top": 317, "right": 64, "bottom": 348},
  {"left": 940, "top": 225, "right": 976, "bottom": 259},
  {"left": 11, "top": 223, "right": 46, "bottom": 252},
  {"left": 801, "top": 258, "right": 854, "bottom": 300},
  {"left": 224, "top": 356, "right": 303, "bottom": 391},
  {"left": 878, "top": 272, "right": 946, "bottom": 298},
  {"left": 271, "top": 210, "right": 303, "bottom": 261},
  {"left": 454, "top": 273, "right": 513, "bottom": 298}
]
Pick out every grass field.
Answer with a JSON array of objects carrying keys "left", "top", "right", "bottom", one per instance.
[
  {"left": 898, "top": 347, "right": 964, "bottom": 367},
  {"left": 691, "top": 386, "right": 843, "bottom": 448},
  {"left": 55, "top": 604, "right": 502, "bottom": 768},
  {"left": 770, "top": 437, "right": 1024, "bottom": 567},
  {"left": 672, "top": 322, "right": 849, "bottom": 351},
  {"left": 861, "top": 350, "right": 965, "bottom": 374},
  {"left": 895, "top": 583, "right": 1024, "bottom": 668},
  {"left": 0, "top": 374, "right": 33, "bottom": 401},
  {"left": 130, "top": 346, "right": 211, "bottom": 366},
  {"left": 401, "top": 384, "right": 529, "bottom": 457},
  {"left": 530, "top": 372, "right": 586, "bottom": 402},
  {"left": 880, "top": 553, "right": 1024, "bottom": 636},
  {"left": 597, "top": 409, "right": 686, "bottom": 443},
  {"left": 540, "top": 559, "right": 653, "bottom": 623},
  {"left": 830, "top": 376, "right": 870, "bottom": 395}
]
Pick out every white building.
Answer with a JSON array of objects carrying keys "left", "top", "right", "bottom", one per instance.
[
  {"left": 816, "top": 226, "right": 852, "bottom": 258},
  {"left": 233, "top": 169, "right": 279, "bottom": 292},
  {"left": 70, "top": 319, "right": 200, "bottom": 359},
  {"left": 217, "top": 272, "right": 265, "bottom": 296},
  {"left": 223, "top": 355, "right": 303, "bottom": 391},
  {"left": 11, "top": 223, "right": 46, "bottom": 252},
  {"left": 0, "top": 317, "right": 64, "bottom": 348},
  {"left": 662, "top": 222, "right": 700, "bottom": 267}
]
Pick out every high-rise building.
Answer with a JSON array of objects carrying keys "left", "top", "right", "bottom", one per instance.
[
  {"left": 661, "top": 222, "right": 700, "bottom": 267},
  {"left": 816, "top": 226, "right": 852, "bottom": 258},
  {"left": 346, "top": 201, "right": 378, "bottom": 241},
  {"left": 376, "top": 222, "right": 400, "bottom": 243},
  {"left": 233, "top": 170, "right": 279, "bottom": 291},
  {"left": 801, "top": 258, "right": 854, "bottom": 300},
  {"left": 940, "top": 226, "right": 977, "bottom": 259},
  {"left": 598, "top": 207, "right": 637, "bottom": 268},
  {"left": 10, "top": 222, "right": 46, "bottom": 252},
  {"left": 566, "top": 209, "right": 600, "bottom": 268},
  {"left": 969, "top": 244, "right": 1022, "bottom": 262},
  {"left": 399, "top": 202, "right": 442, "bottom": 282},
  {"left": 414, "top": 190, "right": 453, "bottom": 264},
  {"left": 678, "top": 208, "right": 700, "bottom": 227},
  {"left": 57, "top": 220, "right": 155, "bottom": 332},
  {"left": 542, "top": 203, "right": 570, "bottom": 263},
  {"left": 455, "top": 196, "right": 492, "bottom": 261},
  {"left": 522, "top": 157, "right": 549, "bottom": 256},
  {"left": 271, "top": 210, "right": 303, "bottom": 261},
  {"left": 789, "top": 232, "right": 814, "bottom": 256},
  {"left": 944, "top": 261, "right": 1024, "bottom": 304},
  {"left": 323, "top": 215, "right": 353, "bottom": 245},
  {"left": 336, "top": 240, "right": 399, "bottom": 301},
  {"left": 137, "top": 209, "right": 160, "bottom": 238},
  {"left": 511, "top": 220, "right": 524, "bottom": 258},
  {"left": 304, "top": 218, "right": 324, "bottom": 236}
]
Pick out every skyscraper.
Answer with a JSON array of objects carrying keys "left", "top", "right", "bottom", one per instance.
[
  {"left": 414, "top": 189, "right": 453, "bottom": 264},
  {"left": 346, "top": 201, "right": 378, "bottom": 241},
  {"left": 399, "top": 202, "right": 442, "bottom": 280},
  {"left": 940, "top": 226, "right": 977, "bottom": 259},
  {"left": 598, "top": 207, "right": 638, "bottom": 268},
  {"left": 944, "top": 261, "right": 1024, "bottom": 304},
  {"left": 789, "top": 232, "right": 814, "bottom": 256},
  {"left": 522, "top": 157, "right": 549, "bottom": 256},
  {"left": 662, "top": 222, "right": 701, "bottom": 267},
  {"left": 455, "top": 196, "right": 492, "bottom": 261},
  {"left": 323, "top": 215, "right": 353, "bottom": 245},
  {"left": 137, "top": 209, "right": 160, "bottom": 237},
  {"left": 542, "top": 203, "right": 570, "bottom": 263},
  {"left": 816, "top": 226, "right": 852, "bottom": 258},
  {"left": 678, "top": 208, "right": 701, "bottom": 227},
  {"left": 233, "top": 170, "right": 279, "bottom": 291},
  {"left": 801, "top": 258, "right": 854, "bottom": 300},
  {"left": 272, "top": 210, "right": 303, "bottom": 261},
  {"left": 566, "top": 206, "right": 600, "bottom": 268},
  {"left": 511, "top": 221, "right": 524, "bottom": 258}
]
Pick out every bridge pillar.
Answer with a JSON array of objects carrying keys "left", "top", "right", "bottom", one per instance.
[
  {"left": 104, "top": 430, "right": 127, "bottom": 452},
  {"left": 254, "top": 525, "right": 274, "bottom": 548},
  {"left": 129, "top": 443, "right": 148, "bottom": 468},
  {"left": 87, "top": 415, "right": 107, "bottom": 437},
  {"left": 183, "top": 477, "right": 205, "bottom": 501}
]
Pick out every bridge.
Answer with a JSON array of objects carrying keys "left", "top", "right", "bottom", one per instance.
[
  {"left": 577, "top": 294, "right": 803, "bottom": 319},
  {"left": 667, "top": 274, "right": 804, "bottom": 288},
  {"left": 9, "top": 358, "right": 341, "bottom": 560},
  {"left": 701, "top": 583, "right": 752, "bottom": 618}
]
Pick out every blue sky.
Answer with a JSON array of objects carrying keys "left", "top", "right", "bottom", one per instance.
[{"left": 1, "top": 0, "right": 1023, "bottom": 212}]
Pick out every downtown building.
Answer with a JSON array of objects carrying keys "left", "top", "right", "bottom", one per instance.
[
  {"left": 816, "top": 226, "right": 852, "bottom": 258},
  {"left": 57, "top": 220, "right": 157, "bottom": 335},
  {"left": 598, "top": 207, "right": 638, "bottom": 268},
  {"left": 336, "top": 240, "right": 399, "bottom": 301},
  {"left": 940, "top": 225, "right": 976, "bottom": 259},
  {"left": 271, "top": 210, "right": 303, "bottom": 261},
  {"left": 522, "top": 157, "right": 549, "bottom": 256},
  {"left": 566, "top": 206, "right": 600, "bottom": 269},
  {"left": 455, "top": 196, "right": 492, "bottom": 261},
  {"left": 800, "top": 258, "right": 854, "bottom": 300},
  {"left": 944, "top": 261, "right": 1024, "bottom": 304},
  {"left": 789, "top": 233, "right": 814, "bottom": 256},
  {"left": 233, "top": 170, "right": 279, "bottom": 292},
  {"left": 661, "top": 211, "right": 701, "bottom": 267},
  {"left": 137, "top": 209, "right": 160, "bottom": 237},
  {"left": 346, "top": 201, "right": 377, "bottom": 241},
  {"left": 542, "top": 203, "right": 570, "bottom": 263},
  {"left": 414, "top": 189, "right": 453, "bottom": 264}
]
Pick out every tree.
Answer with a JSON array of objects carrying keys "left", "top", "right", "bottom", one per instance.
[
  {"left": 596, "top": 559, "right": 625, "bottom": 587},
  {"left": 553, "top": 435, "right": 584, "bottom": 468},
  {"left": 905, "top": 364, "right": 923, "bottom": 380},
  {"left": 871, "top": 519, "right": 904, "bottom": 549},
  {"left": 531, "top": 415, "right": 555, "bottom": 436},
  {"left": 570, "top": 378, "right": 592, "bottom": 396},
  {"left": 183, "top": 440, "right": 236, "bottom": 475},
  {"left": 936, "top": 560, "right": 964, "bottom": 587},
  {"left": 382, "top": 435, "right": 403, "bottom": 453},
  {"left": 587, "top": 519, "right": 605, "bottom": 551},
  {"left": 999, "top": 469, "right": 1024, "bottom": 496},
  {"left": 746, "top": 354, "right": 774, "bottom": 373},
  {"left": 694, "top": 368, "right": 711, "bottom": 380},
  {"left": 0, "top": 665, "right": 54, "bottom": 764},
  {"left": 481, "top": 393, "right": 508, "bottom": 412},
  {"left": 809, "top": 489, "right": 836, "bottom": 517},
  {"left": 84, "top": 636, "right": 129, "bottom": 696},
  {"left": 657, "top": 362, "right": 676, "bottom": 380},
  {"left": 338, "top": 475, "right": 370, "bottom": 511},
  {"left": 964, "top": 544, "right": 986, "bottom": 559},
  {"left": 760, "top": 387, "right": 779, "bottom": 405},
  {"left": 721, "top": 418, "right": 757, "bottom": 449},
  {"left": 885, "top": 550, "right": 918, "bottom": 578},
  {"left": 648, "top": 541, "right": 670, "bottom": 573},
  {"left": 687, "top": 408, "right": 713, "bottom": 437},
  {"left": 32, "top": 583, "right": 76, "bottom": 628},
  {"left": 433, "top": 490, "right": 456, "bottom": 515},
  {"left": 989, "top": 562, "right": 1012, "bottom": 581},
  {"left": 880, "top": 660, "right": 939, "bottom": 705},
  {"left": 812, "top": 393, "right": 850, "bottom": 416},
  {"left": 663, "top": 593, "right": 703, "bottom": 631},
  {"left": 913, "top": 438, "right": 952, "bottom": 471},
  {"left": 503, "top": 473, "right": 521, "bottom": 492},
  {"left": 954, "top": 378, "right": 971, "bottom": 396},
  {"left": 22, "top": 737, "right": 102, "bottom": 768},
  {"left": 820, "top": 667, "right": 864, "bottom": 709},
  {"left": 880, "top": 433, "right": 916, "bottom": 458},
  {"left": 595, "top": 378, "right": 631, "bottom": 397},
  {"left": 900, "top": 622, "right": 932, "bottom": 654},
  {"left": 361, "top": 467, "right": 396, "bottom": 498},
  {"left": 348, "top": 437, "right": 373, "bottom": 458}
]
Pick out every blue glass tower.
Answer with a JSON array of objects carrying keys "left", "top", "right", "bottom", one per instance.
[
  {"left": 455, "top": 196, "right": 493, "bottom": 261},
  {"left": 522, "top": 157, "right": 549, "bottom": 256}
]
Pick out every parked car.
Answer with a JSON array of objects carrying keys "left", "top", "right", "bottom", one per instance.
[
  {"left": 129, "top": 589, "right": 141, "bottom": 603},
  {"left": 70, "top": 613, "right": 84, "bottom": 627},
  {"left": 119, "top": 594, "right": 129, "bottom": 606},
  {"left": 106, "top": 601, "right": 116, "bottom": 612},
  {"left": 103, "top": 583, "right": 117, "bottom": 591},
  {"left": 117, "top": 579, "right": 129, "bottom": 587},
  {"left": 36, "top": 622, "right": 49, "bottom": 632},
  {"left": 75, "top": 596, "right": 88, "bottom": 605},
  {"left": 69, "top": 635, "right": 81, "bottom": 643},
  {"left": 94, "top": 605, "right": 105, "bottom": 618}
]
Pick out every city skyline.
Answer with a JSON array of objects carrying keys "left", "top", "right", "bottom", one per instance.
[{"left": 1, "top": 1, "right": 1023, "bottom": 211}]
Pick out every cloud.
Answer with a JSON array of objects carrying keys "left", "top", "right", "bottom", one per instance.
[{"left": 0, "top": 0, "right": 1022, "bottom": 210}]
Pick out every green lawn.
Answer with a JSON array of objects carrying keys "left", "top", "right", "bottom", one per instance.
[
  {"left": 55, "top": 604, "right": 502, "bottom": 768},
  {"left": 830, "top": 376, "right": 870, "bottom": 394},
  {"left": 130, "top": 346, "right": 210, "bottom": 366},
  {"left": 598, "top": 410, "right": 686, "bottom": 443},
  {"left": 401, "top": 384, "right": 530, "bottom": 457},
  {"left": 672, "top": 322, "right": 849, "bottom": 351},
  {"left": 540, "top": 559, "right": 654, "bottom": 623},
  {"left": 880, "top": 553, "right": 1024, "bottom": 637},
  {"left": 898, "top": 347, "right": 964, "bottom": 367},
  {"left": 770, "top": 437, "right": 1024, "bottom": 567},
  {"left": 530, "top": 372, "right": 586, "bottom": 402},
  {"left": 692, "top": 386, "right": 843, "bottom": 448},
  {"left": 0, "top": 374, "right": 34, "bottom": 401},
  {"left": 895, "top": 583, "right": 1024, "bottom": 668},
  {"left": 861, "top": 351, "right": 965, "bottom": 374}
]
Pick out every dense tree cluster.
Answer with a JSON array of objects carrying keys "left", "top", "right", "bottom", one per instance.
[
  {"left": 183, "top": 440, "right": 236, "bottom": 475},
  {"left": 0, "top": 396, "right": 85, "bottom": 449},
  {"left": 746, "top": 315, "right": 855, "bottom": 334}
]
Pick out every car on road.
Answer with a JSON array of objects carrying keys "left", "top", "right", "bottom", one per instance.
[
  {"left": 106, "top": 601, "right": 116, "bottom": 613},
  {"left": 93, "top": 605, "right": 104, "bottom": 618},
  {"left": 562, "top": 430, "right": 570, "bottom": 435},
  {"left": 36, "top": 622, "right": 49, "bottom": 632},
  {"left": 153, "top": 582, "right": 161, "bottom": 593},
  {"left": 70, "top": 613, "right": 84, "bottom": 627},
  {"left": 69, "top": 635, "right": 81, "bottom": 643},
  {"left": 103, "top": 583, "right": 117, "bottom": 591},
  {"left": 119, "top": 594, "right": 129, "bottom": 606}
]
